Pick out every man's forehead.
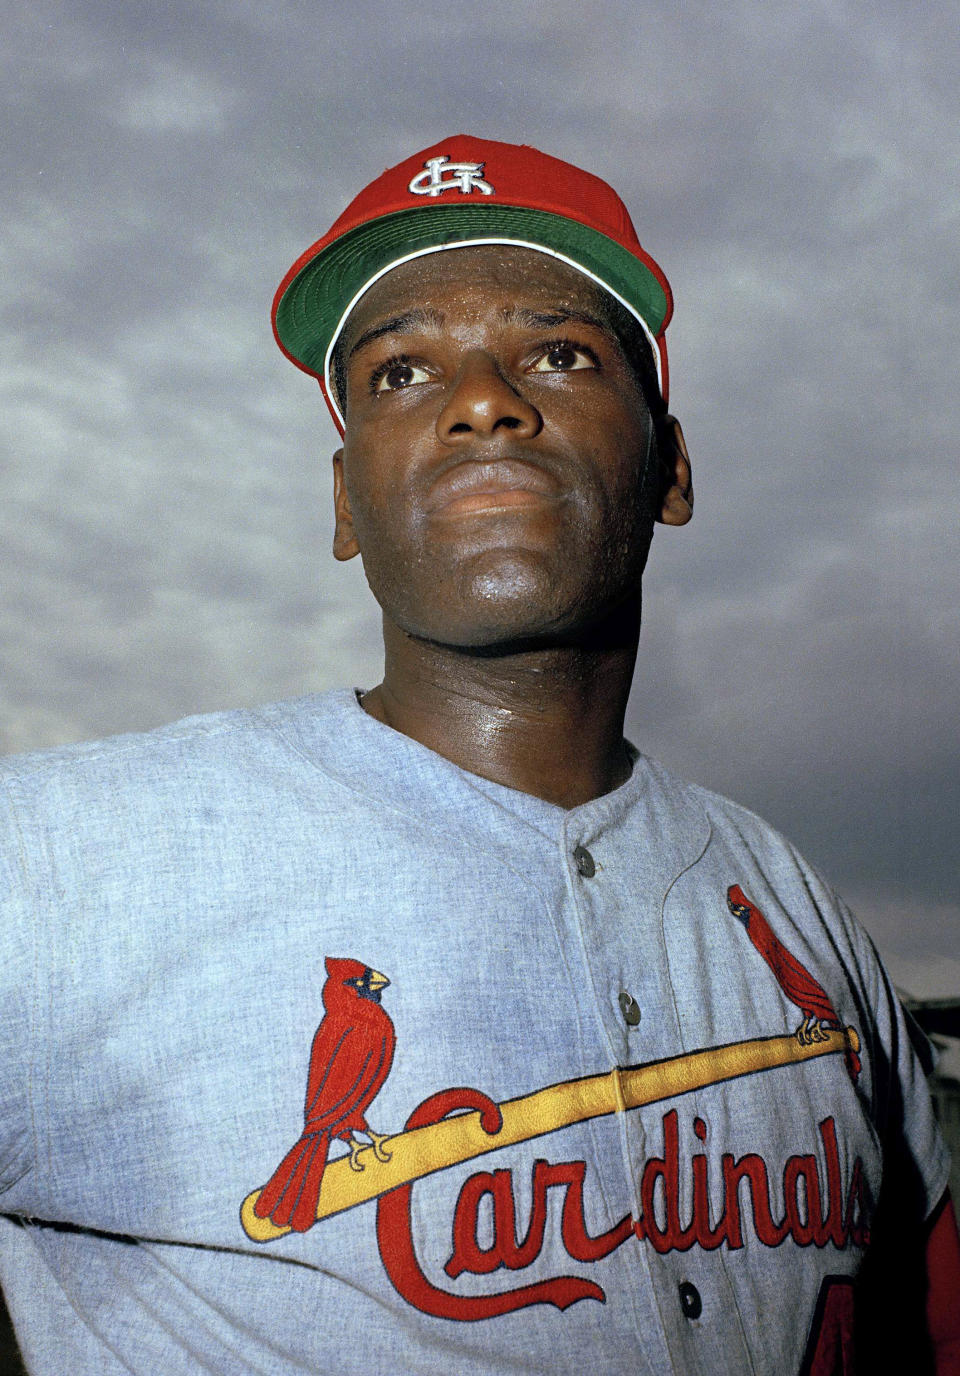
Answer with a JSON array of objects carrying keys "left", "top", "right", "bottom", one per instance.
[
  {"left": 345, "top": 306, "right": 618, "bottom": 370},
  {"left": 339, "top": 244, "right": 608, "bottom": 353}
]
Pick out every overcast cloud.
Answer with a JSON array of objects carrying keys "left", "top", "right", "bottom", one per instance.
[{"left": 2, "top": 0, "right": 957, "bottom": 996}]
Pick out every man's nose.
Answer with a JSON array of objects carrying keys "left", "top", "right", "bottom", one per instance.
[{"left": 435, "top": 352, "right": 542, "bottom": 442}]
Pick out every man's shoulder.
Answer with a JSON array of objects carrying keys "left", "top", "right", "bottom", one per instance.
[
  {"left": 634, "top": 749, "right": 798, "bottom": 856},
  {"left": 0, "top": 691, "right": 353, "bottom": 806},
  {"left": 630, "top": 751, "right": 851, "bottom": 927}
]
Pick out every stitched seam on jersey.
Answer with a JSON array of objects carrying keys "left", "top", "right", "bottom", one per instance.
[{"left": 658, "top": 817, "right": 713, "bottom": 1043}]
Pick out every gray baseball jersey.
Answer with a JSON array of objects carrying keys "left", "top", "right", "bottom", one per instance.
[{"left": 0, "top": 690, "right": 948, "bottom": 1373}]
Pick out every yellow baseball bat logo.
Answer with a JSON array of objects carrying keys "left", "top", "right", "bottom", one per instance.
[{"left": 241, "top": 1026, "right": 858, "bottom": 1242}]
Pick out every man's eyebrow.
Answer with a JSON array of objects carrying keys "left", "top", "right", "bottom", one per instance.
[
  {"left": 500, "top": 307, "right": 612, "bottom": 333},
  {"left": 347, "top": 308, "right": 445, "bottom": 361}
]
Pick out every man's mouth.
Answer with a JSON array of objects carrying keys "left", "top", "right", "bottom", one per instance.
[{"left": 425, "top": 459, "right": 563, "bottom": 518}]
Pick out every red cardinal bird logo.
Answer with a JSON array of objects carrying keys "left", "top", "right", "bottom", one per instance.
[
  {"left": 726, "top": 885, "right": 861, "bottom": 1083},
  {"left": 254, "top": 957, "right": 397, "bottom": 1234}
]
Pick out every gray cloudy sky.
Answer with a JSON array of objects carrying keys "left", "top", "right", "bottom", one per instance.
[{"left": 2, "top": 0, "right": 957, "bottom": 996}]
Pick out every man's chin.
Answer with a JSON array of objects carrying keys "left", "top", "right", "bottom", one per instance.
[
  {"left": 395, "top": 592, "right": 642, "bottom": 659},
  {"left": 374, "top": 541, "right": 646, "bottom": 657}
]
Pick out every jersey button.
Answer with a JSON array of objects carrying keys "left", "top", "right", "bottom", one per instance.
[
  {"left": 618, "top": 991, "right": 641, "bottom": 1025},
  {"left": 573, "top": 844, "right": 596, "bottom": 877},
  {"left": 678, "top": 1281, "right": 702, "bottom": 1320}
]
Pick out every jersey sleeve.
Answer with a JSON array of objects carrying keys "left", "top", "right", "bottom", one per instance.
[
  {"left": 838, "top": 893, "right": 951, "bottom": 1222},
  {"left": 0, "top": 775, "right": 42, "bottom": 1210}
]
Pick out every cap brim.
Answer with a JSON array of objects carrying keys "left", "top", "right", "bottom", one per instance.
[{"left": 274, "top": 203, "right": 671, "bottom": 426}]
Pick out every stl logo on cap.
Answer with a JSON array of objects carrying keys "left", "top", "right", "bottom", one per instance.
[{"left": 408, "top": 155, "right": 495, "bottom": 198}]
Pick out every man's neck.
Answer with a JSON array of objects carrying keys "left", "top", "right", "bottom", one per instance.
[{"left": 360, "top": 613, "right": 640, "bottom": 810}]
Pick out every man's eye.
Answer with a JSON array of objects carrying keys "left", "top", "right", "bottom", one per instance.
[
  {"left": 371, "top": 358, "right": 432, "bottom": 393},
  {"left": 528, "top": 341, "right": 598, "bottom": 374}
]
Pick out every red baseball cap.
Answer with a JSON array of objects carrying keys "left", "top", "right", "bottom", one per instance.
[{"left": 273, "top": 135, "right": 673, "bottom": 432}]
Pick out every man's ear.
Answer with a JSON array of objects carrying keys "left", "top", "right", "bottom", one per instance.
[
  {"left": 655, "top": 416, "right": 694, "bottom": 526},
  {"left": 332, "top": 450, "right": 360, "bottom": 561}
]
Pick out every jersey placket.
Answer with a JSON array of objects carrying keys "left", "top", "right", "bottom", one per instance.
[
  {"left": 558, "top": 810, "right": 679, "bottom": 1371},
  {"left": 560, "top": 797, "right": 756, "bottom": 1374}
]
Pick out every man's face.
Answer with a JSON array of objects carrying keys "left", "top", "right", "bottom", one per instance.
[{"left": 333, "top": 244, "right": 663, "bottom": 651}]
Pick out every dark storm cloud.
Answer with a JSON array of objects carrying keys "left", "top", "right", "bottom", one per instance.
[{"left": 1, "top": 0, "right": 957, "bottom": 991}]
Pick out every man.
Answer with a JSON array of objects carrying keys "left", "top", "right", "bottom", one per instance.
[{"left": 0, "top": 136, "right": 957, "bottom": 1374}]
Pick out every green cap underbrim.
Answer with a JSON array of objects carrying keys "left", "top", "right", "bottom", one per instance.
[{"left": 274, "top": 203, "right": 670, "bottom": 384}]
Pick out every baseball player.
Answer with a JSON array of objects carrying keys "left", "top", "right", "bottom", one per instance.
[{"left": 0, "top": 135, "right": 957, "bottom": 1374}]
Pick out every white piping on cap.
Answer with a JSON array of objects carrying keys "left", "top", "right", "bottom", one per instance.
[{"left": 321, "top": 237, "right": 664, "bottom": 429}]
